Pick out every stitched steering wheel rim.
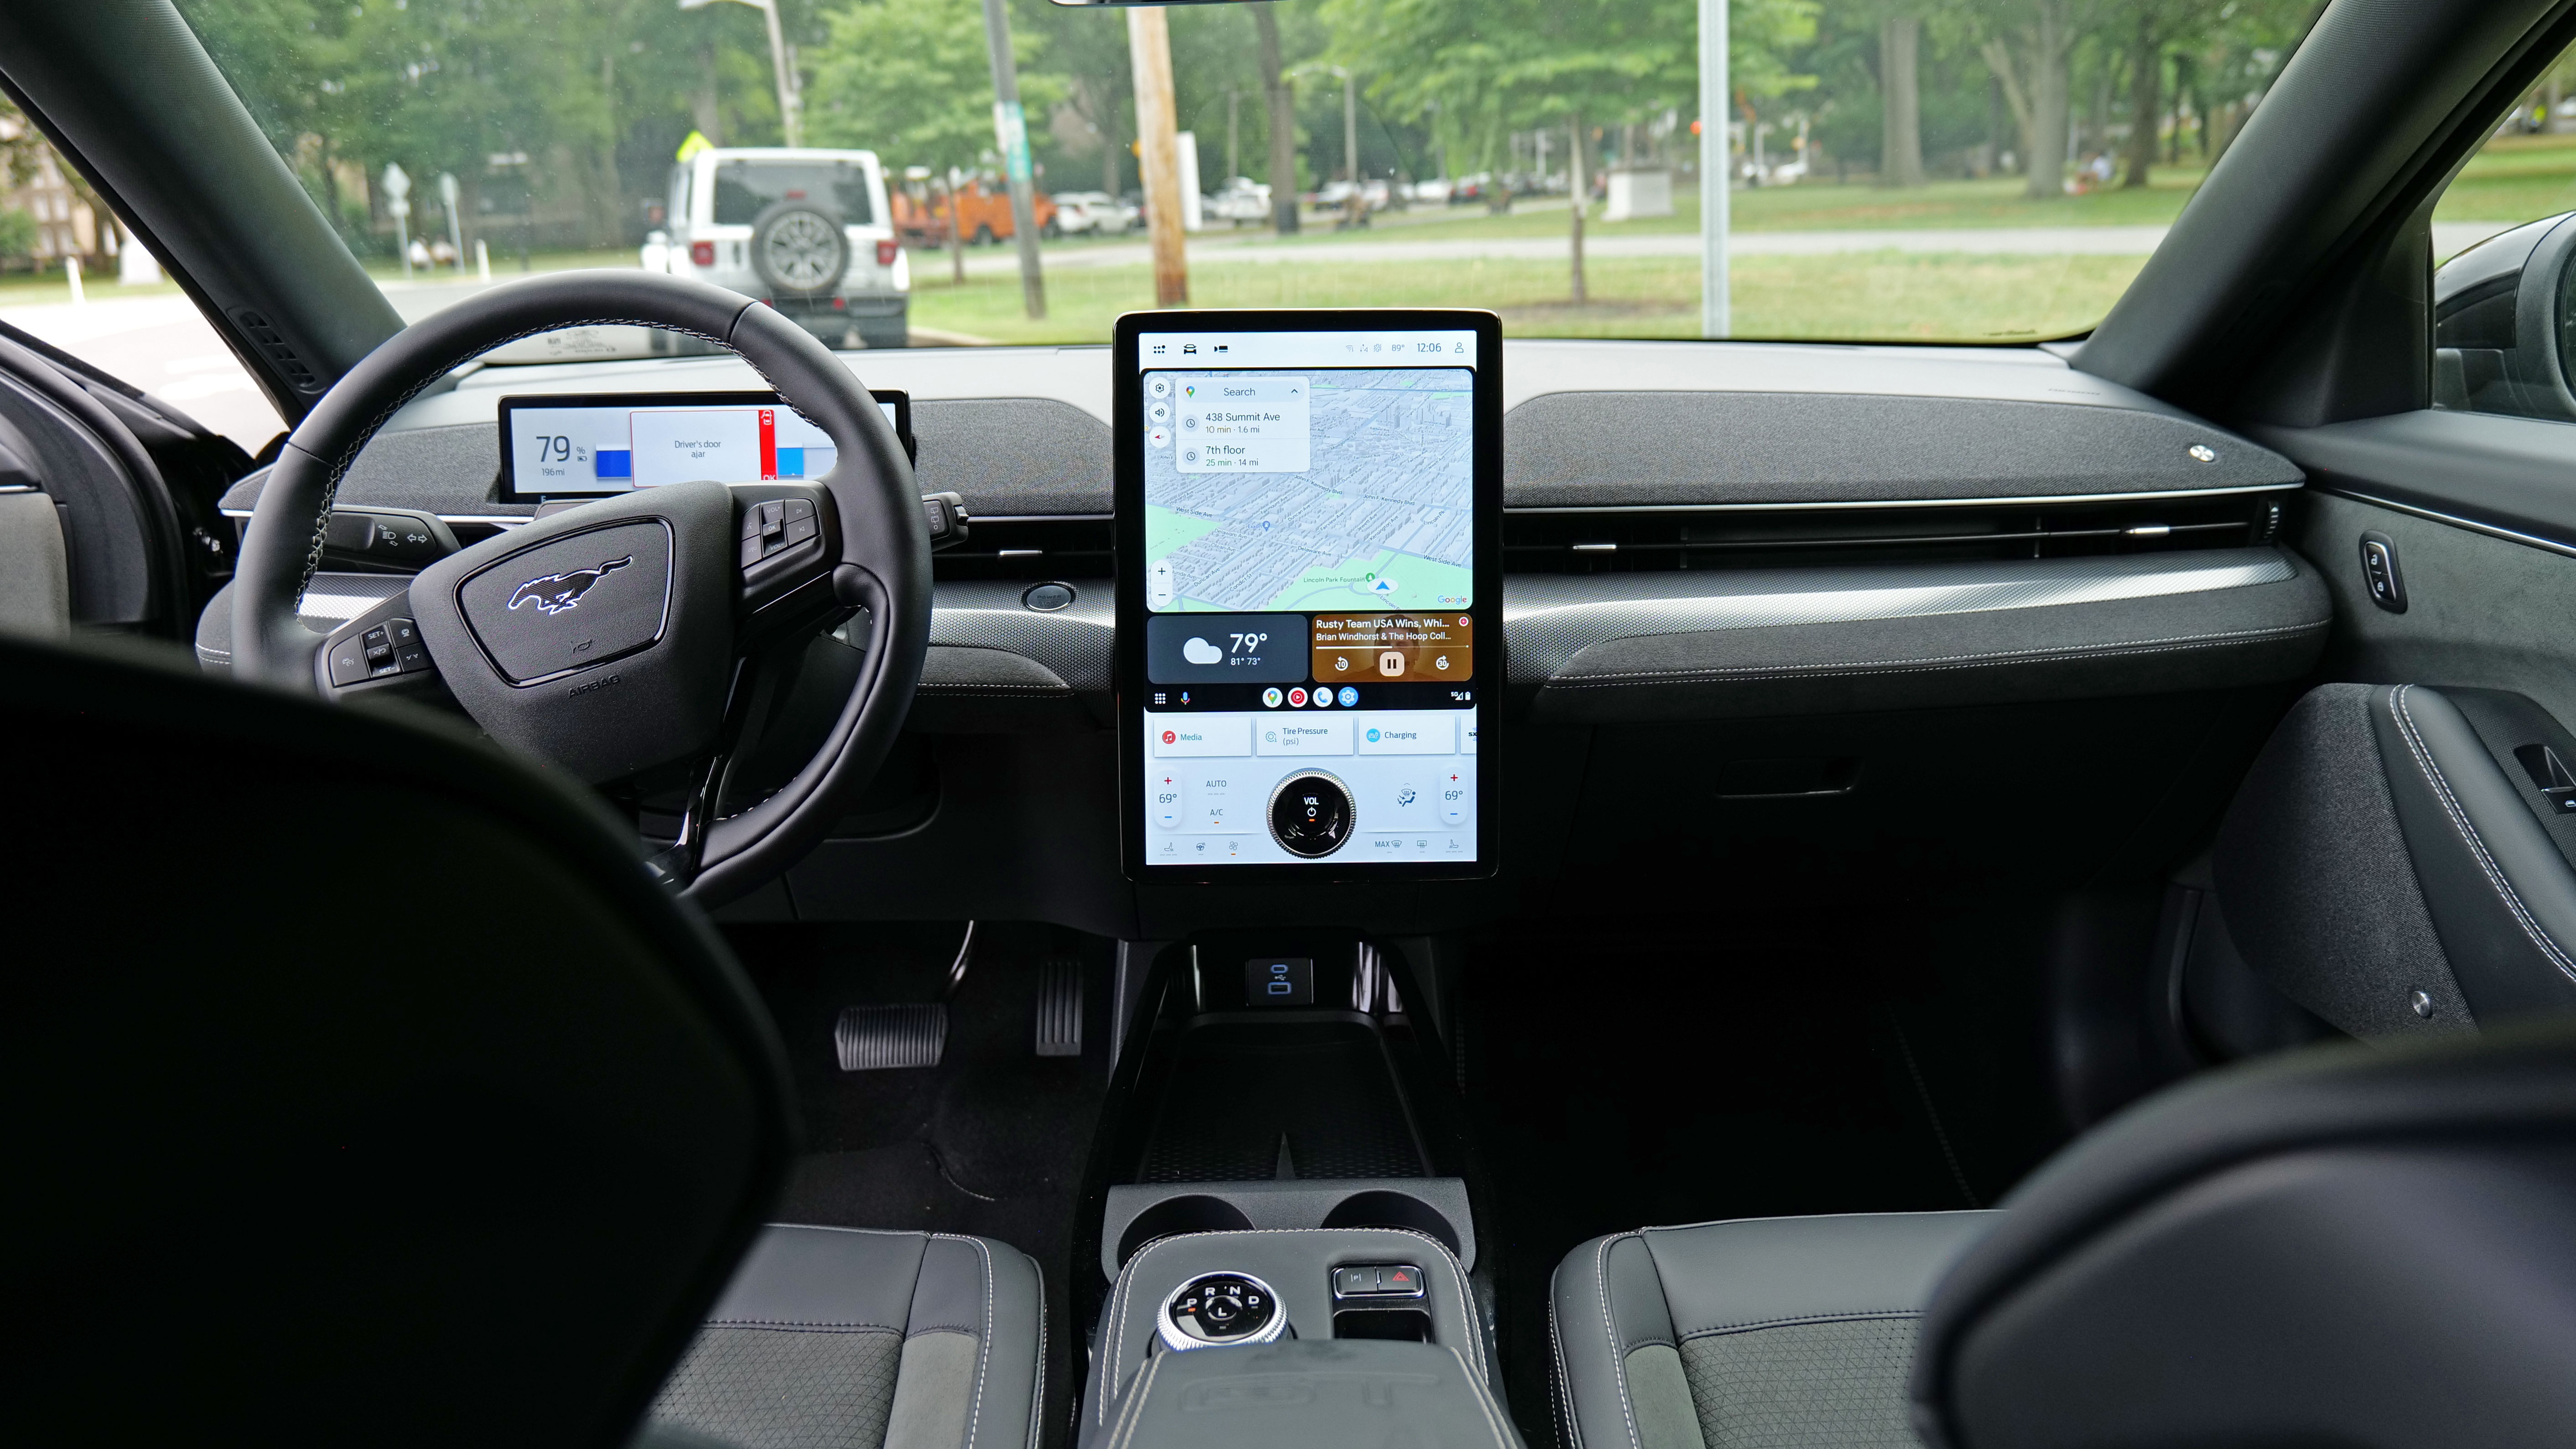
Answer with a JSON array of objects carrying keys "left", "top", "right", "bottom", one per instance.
[{"left": 230, "top": 270, "right": 933, "bottom": 905}]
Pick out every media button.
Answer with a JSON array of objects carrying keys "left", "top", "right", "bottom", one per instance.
[{"left": 1151, "top": 714, "right": 1250, "bottom": 757}]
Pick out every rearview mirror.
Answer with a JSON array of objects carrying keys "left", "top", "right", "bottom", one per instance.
[{"left": 2434, "top": 210, "right": 2576, "bottom": 420}]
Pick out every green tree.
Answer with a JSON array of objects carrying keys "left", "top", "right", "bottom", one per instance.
[{"left": 807, "top": 0, "right": 1056, "bottom": 175}]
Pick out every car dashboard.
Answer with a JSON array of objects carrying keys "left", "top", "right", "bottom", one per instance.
[{"left": 213, "top": 338, "right": 2327, "bottom": 939}]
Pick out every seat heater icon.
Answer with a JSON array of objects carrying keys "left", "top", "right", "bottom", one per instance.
[{"left": 508, "top": 555, "right": 633, "bottom": 616}]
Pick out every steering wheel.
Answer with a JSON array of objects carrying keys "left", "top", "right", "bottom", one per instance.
[{"left": 230, "top": 272, "right": 931, "bottom": 905}]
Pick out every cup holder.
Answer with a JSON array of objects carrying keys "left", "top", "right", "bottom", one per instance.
[
  {"left": 1116, "top": 1194, "right": 1257, "bottom": 1267},
  {"left": 1319, "top": 1189, "right": 1462, "bottom": 1258}
]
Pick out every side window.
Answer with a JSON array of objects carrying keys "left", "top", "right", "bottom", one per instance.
[{"left": 2432, "top": 43, "right": 2576, "bottom": 418}]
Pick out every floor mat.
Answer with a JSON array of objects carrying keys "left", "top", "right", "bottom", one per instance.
[
  {"left": 724, "top": 919, "right": 1107, "bottom": 1444},
  {"left": 1459, "top": 920, "right": 2046, "bottom": 1449}
]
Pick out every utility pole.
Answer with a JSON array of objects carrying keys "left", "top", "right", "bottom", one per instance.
[
  {"left": 980, "top": 0, "right": 1045, "bottom": 318},
  {"left": 1256, "top": 7, "right": 1298, "bottom": 234},
  {"left": 1129, "top": 7, "right": 1187, "bottom": 306},
  {"left": 1568, "top": 114, "right": 1585, "bottom": 305},
  {"left": 1227, "top": 87, "right": 1241, "bottom": 181},
  {"left": 1699, "top": 0, "right": 1729, "bottom": 336},
  {"left": 1344, "top": 71, "right": 1359, "bottom": 187},
  {"left": 679, "top": 0, "right": 800, "bottom": 147}
]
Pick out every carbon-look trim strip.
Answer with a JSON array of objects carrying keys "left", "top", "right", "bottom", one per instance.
[
  {"left": 1504, "top": 548, "right": 2297, "bottom": 682},
  {"left": 929, "top": 579, "right": 1114, "bottom": 691}
]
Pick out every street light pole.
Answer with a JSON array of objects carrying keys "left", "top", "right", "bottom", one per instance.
[
  {"left": 980, "top": 0, "right": 1046, "bottom": 318},
  {"left": 680, "top": 0, "right": 800, "bottom": 148},
  {"left": 1699, "top": 0, "right": 1729, "bottom": 337}
]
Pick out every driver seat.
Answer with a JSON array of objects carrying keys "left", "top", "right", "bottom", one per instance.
[{"left": 2, "top": 630, "right": 1039, "bottom": 1449}]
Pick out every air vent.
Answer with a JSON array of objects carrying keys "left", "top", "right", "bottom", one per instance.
[
  {"left": 1505, "top": 493, "right": 2287, "bottom": 575},
  {"left": 229, "top": 309, "right": 322, "bottom": 393},
  {"left": 933, "top": 514, "right": 1111, "bottom": 582}
]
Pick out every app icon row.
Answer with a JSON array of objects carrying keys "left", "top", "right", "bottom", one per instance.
[{"left": 1264, "top": 686, "right": 1360, "bottom": 709}]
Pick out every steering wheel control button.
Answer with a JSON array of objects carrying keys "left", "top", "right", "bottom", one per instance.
[
  {"left": 457, "top": 519, "right": 673, "bottom": 686},
  {"left": 1268, "top": 771, "right": 1354, "bottom": 857},
  {"left": 1159, "top": 1272, "right": 1287, "bottom": 1353},
  {"left": 1331, "top": 1264, "right": 1425, "bottom": 1302},
  {"left": 326, "top": 635, "right": 370, "bottom": 687},
  {"left": 1244, "top": 957, "right": 1316, "bottom": 1006},
  {"left": 739, "top": 498, "right": 821, "bottom": 569},
  {"left": 1021, "top": 582, "right": 1075, "bottom": 612}
]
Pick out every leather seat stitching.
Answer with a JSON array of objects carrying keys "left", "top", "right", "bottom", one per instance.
[
  {"left": 1026, "top": 1262, "right": 1047, "bottom": 1449},
  {"left": 702, "top": 1319, "right": 904, "bottom": 1333},
  {"left": 1547, "top": 622, "right": 2322, "bottom": 689},
  {"left": 1103, "top": 1348, "right": 1165, "bottom": 1449},
  {"left": 1450, "top": 1344, "right": 1516, "bottom": 1449},
  {"left": 2392, "top": 684, "right": 2576, "bottom": 986},
  {"left": 1594, "top": 1234, "right": 1644, "bottom": 1449},
  {"left": 932, "top": 1233, "right": 996, "bottom": 1449},
  {"left": 1107, "top": 1226, "right": 1483, "bottom": 1415},
  {"left": 1548, "top": 1260, "right": 1584, "bottom": 1449},
  {"left": 1677, "top": 1308, "right": 1922, "bottom": 1340}
]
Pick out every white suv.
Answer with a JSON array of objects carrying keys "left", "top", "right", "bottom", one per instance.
[{"left": 648, "top": 147, "right": 911, "bottom": 349}]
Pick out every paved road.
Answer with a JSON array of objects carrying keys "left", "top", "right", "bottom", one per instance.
[{"left": 0, "top": 218, "right": 2522, "bottom": 451}]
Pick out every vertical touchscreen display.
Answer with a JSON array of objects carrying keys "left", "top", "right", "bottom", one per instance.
[{"left": 1119, "top": 314, "right": 1497, "bottom": 877}]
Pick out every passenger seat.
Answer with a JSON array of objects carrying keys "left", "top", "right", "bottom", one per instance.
[
  {"left": 652, "top": 1225, "right": 1044, "bottom": 1449},
  {"left": 1552, "top": 1021, "right": 2576, "bottom": 1448},
  {"left": 1552, "top": 1212, "right": 1995, "bottom": 1449}
]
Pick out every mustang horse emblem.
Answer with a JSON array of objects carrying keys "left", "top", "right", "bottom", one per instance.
[{"left": 507, "top": 555, "right": 634, "bottom": 616}]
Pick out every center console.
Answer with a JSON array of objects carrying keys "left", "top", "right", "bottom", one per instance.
[
  {"left": 1075, "top": 928, "right": 1508, "bottom": 1443},
  {"left": 1082, "top": 1226, "right": 1509, "bottom": 1449}
]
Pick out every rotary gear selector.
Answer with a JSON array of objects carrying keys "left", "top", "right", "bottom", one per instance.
[{"left": 1158, "top": 1271, "right": 1288, "bottom": 1352}]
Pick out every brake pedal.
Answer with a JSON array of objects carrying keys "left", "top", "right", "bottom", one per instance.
[
  {"left": 1035, "top": 956, "right": 1082, "bottom": 1057},
  {"left": 834, "top": 1003, "right": 947, "bottom": 1071}
]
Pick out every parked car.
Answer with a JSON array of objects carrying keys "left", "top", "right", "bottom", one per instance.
[
  {"left": 1203, "top": 177, "right": 1271, "bottom": 226},
  {"left": 1050, "top": 190, "right": 1138, "bottom": 237},
  {"left": 1409, "top": 177, "right": 1454, "bottom": 204},
  {"left": 647, "top": 146, "right": 908, "bottom": 349},
  {"left": 1313, "top": 179, "right": 1392, "bottom": 213}
]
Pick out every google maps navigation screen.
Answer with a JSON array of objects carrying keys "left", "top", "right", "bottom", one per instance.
[{"left": 1119, "top": 315, "right": 1498, "bottom": 877}]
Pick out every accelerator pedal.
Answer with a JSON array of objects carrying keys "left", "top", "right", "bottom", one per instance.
[
  {"left": 1035, "top": 955, "right": 1082, "bottom": 1057},
  {"left": 834, "top": 1004, "right": 947, "bottom": 1071}
]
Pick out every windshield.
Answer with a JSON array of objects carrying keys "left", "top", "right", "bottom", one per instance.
[{"left": 135, "top": 0, "right": 2319, "bottom": 364}]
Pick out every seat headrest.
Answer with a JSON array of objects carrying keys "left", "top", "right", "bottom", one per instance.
[{"left": 1911, "top": 1018, "right": 2576, "bottom": 1448}]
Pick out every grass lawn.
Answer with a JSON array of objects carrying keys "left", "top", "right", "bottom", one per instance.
[
  {"left": 910, "top": 249, "right": 2147, "bottom": 346},
  {"left": 1228, "top": 167, "right": 2214, "bottom": 249},
  {"left": 2439, "top": 131, "right": 2576, "bottom": 222}
]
